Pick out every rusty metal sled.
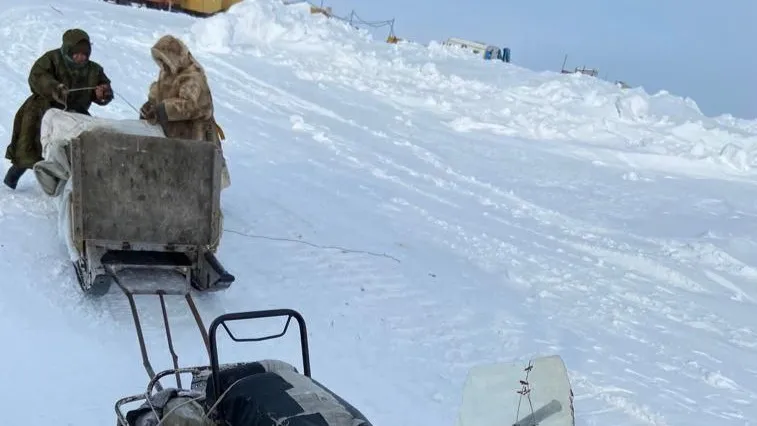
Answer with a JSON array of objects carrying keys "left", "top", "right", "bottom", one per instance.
[{"left": 68, "top": 127, "right": 234, "bottom": 297}]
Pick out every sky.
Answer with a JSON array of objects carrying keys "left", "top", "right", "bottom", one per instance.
[{"left": 317, "top": 0, "right": 756, "bottom": 120}]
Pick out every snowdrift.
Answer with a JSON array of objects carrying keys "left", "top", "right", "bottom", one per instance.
[{"left": 175, "top": 0, "right": 757, "bottom": 175}]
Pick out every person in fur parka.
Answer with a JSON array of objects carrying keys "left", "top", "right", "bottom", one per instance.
[{"left": 140, "top": 34, "right": 230, "bottom": 189}]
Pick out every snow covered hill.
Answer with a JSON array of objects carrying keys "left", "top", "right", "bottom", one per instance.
[{"left": 1, "top": 0, "right": 757, "bottom": 424}]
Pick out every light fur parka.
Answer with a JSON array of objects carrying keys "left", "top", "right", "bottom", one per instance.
[{"left": 146, "top": 35, "right": 230, "bottom": 189}]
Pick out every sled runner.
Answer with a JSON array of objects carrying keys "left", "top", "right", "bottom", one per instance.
[{"left": 115, "top": 308, "right": 373, "bottom": 426}]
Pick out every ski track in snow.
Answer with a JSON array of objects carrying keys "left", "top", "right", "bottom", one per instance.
[{"left": 1, "top": 0, "right": 757, "bottom": 425}]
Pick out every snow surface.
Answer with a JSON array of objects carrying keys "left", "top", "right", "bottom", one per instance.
[{"left": 1, "top": 0, "right": 757, "bottom": 424}]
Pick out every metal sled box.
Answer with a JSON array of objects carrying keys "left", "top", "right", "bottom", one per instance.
[{"left": 70, "top": 128, "right": 221, "bottom": 247}]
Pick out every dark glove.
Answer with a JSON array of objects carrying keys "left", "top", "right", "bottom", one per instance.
[
  {"left": 95, "top": 84, "right": 113, "bottom": 103},
  {"left": 140, "top": 101, "right": 156, "bottom": 121},
  {"left": 52, "top": 83, "right": 68, "bottom": 105}
]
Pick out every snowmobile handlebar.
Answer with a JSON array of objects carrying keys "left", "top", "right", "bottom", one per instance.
[
  {"left": 207, "top": 309, "right": 312, "bottom": 401},
  {"left": 114, "top": 309, "right": 311, "bottom": 425}
]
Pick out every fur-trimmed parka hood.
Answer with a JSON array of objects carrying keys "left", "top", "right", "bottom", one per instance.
[{"left": 150, "top": 35, "right": 198, "bottom": 74}]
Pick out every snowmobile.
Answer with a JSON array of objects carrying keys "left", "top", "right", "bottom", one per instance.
[{"left": 115, "top": 308, "right": 373, "bottom": 426}]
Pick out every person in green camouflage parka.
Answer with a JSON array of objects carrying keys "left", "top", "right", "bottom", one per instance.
[{"left": 3, "top": 28, "right": 113, "bottom": 190}]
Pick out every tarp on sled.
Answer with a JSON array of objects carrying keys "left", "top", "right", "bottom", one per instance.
[
  {"left": 457, "top": 354, "right": 575, "bottom": 426},
  {"left": 33, "top": 109, "right": 226, "bottom": 262},
  {"left": 35, "top": 109, "right": 167, "bottom": 197}
]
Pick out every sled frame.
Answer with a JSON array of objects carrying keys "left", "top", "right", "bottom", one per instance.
[
  {"left": 103, "top": 259, "right": 212, "bottom": 394},
  {"left": 69, "top": 127, "right": 234, "bottom": 296}
]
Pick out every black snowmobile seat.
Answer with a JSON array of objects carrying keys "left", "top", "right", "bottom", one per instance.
[{"left": 205, "top": 359, "right": 372, "bottom": 426}]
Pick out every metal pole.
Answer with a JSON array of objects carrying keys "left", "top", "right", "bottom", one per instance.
[
  {"left": 159, "top": 292, "right": 182, "bottom": 389},
  {"left": 185, "top": 294, "right": 211, "bottom": 360}
]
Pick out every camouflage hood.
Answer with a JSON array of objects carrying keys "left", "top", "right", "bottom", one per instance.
[
  {"left": 151, "top": 35, "right": 196, "bottom": 75},
  {"left": 60, "top": 28, "right": 91, "bottom": 68}
]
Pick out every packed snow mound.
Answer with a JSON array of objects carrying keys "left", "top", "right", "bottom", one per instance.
[
  {"left": 180, "top": 0, "right": 757, "bottom": 175},
  {"left": 188, "top": 0, "right": 372, "bottom": 53}
]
